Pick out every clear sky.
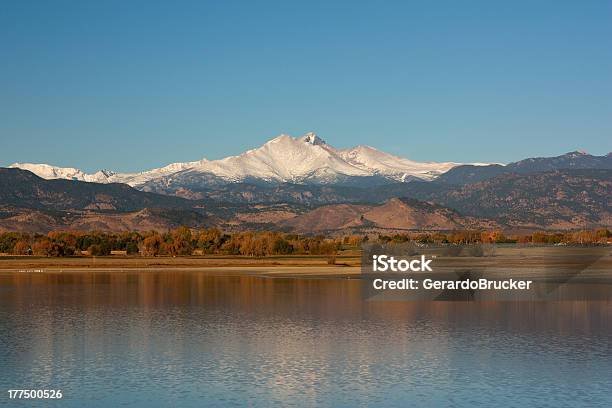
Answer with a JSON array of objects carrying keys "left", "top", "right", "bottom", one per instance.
[{"left": 1, "top": 0, "right": 611, "bottom": 172}]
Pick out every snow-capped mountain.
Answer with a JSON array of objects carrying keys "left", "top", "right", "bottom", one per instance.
[
  {"left": 338, "top": 145, "right": 458, "bottom": 181},
  {"left": 10, "top": 163, "right": 117, "bottom": 184},
  {"left": 9, "top": 132, "right": 472, "bottom": 189}
]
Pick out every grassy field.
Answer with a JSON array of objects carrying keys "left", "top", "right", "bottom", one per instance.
[
  {"left": 0, "top": 247, "right": 609, "bottom": 280},
  {"left": 0, "top": 254, "right": 361, "bottom": 270}
]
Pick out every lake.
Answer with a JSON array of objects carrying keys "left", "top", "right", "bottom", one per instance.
[{"left": 1, "top": 270, "right": 611, "bottom": 407}]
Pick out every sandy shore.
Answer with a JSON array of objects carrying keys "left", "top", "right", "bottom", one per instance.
[{"left": 1, "top": 247, "right": 609, "bottom": 279}]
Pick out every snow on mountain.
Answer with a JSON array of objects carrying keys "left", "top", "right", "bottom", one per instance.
[
  {"left": 338, "top": 145, "right": 459, "bottom": 181},
  {"left": 112, "top": 160, "right": 203, "bottom": 186},
  {"left": 8, "top": 163, "right": 115, "bottom": 183},
  {"left": 9, "top": 160, "right": 202, "bottom": 186},
  {"left": 9, "top": 132, "right": 473, "bottom": 187},
  {"left": 190, "top": 133, "right": 372, "bottom": 183}
]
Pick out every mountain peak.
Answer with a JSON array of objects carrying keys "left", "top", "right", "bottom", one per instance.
[
  {"left": 300, "top": 132, "right": 326, "bottom": 146},
  {"left": 96, "top": 169, "right": 117, "bottom": 177},
  {"left": 267, "top": 134, "right": 292, "bottom": 143},
  {"left": 567, "top": 150, "right": 589, "bottom": 156},
  {"left": 8, "top": 132, "right": 474, "bottom": 187}
]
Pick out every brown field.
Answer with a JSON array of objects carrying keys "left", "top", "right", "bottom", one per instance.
[
  {"left": 0, "top": 247, "right": 609, "bottom": 280},
  {"left": 0, "top": 253, "right": 361, "bottom": 272}
]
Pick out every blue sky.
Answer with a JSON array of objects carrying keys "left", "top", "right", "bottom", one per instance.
[{"left": 1, "top": 0, "right": 611, "bottom": 172}]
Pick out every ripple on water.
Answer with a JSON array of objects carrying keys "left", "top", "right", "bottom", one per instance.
[{"left": 0, "top": 271, "right": 611, "bottom": 407}]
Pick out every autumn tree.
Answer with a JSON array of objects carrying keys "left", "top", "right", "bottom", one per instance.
[
  {"left": 272, "top": 237, "right": 293, "bottom": 255},
  {"left": 31, "top": 239, "right": 52, "bottom": 256},
  {"left": 140, "top": 233, "right": 162, "bottom": 256},
  {"left": 197, "top": 228, "right": 225, "bottom": 254},
  {"left": 13, "top": 239, "right": 30, "bottom": 255},
  {"left": 168, "top": 226, "right": 193, "bottom": 256}
]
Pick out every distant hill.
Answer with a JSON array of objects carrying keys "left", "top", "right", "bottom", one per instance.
[
  {"left": 435, "top": 151, "right": 612, "bottom": 185},
  {"left": 361, "top": 198, "right": 493, "bottom": 231},
  {"left": 280, "top": 204, "right": 372, "bottom": 233},
  {"left": 0, "top": 168, "right": 192, "bottom": 211},
  {"left": 0, "top": 208, "right": 217, "bottom": 233},
  {"left": 276, "top": 169, "right": 612, "bottom": 230},
  {"left": 431, "top": 169, "right": 612, "bottom": 229},
  {"left": 0, "top": 166, "right": 610, "bottom": 232},
  {"left": 281, "top": 198, "right": 497, "bottom": 234},
  {"left": 0, "top": 168, "right": 214, "bottom": 232}
]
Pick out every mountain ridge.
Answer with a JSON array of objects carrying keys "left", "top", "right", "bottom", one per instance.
[
  {"left": 0, "top": 167, "right": 193, "bottom": 212},
  {"left": 11, "top": 134, "right": 607, "bottom": 196},
  {"left": 9, "top": 132, "right": 471, "bottom": 188},
  {"left": 436, "top": 150, "right": 612, "bottom": 185},
  {"left": 0, "top": 167, "right": 609, "bottom": 232}
]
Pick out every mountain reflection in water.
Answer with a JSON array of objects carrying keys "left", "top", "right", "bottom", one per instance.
[{"left": 1, "top": 271, "right": 611, "bottom": 407}]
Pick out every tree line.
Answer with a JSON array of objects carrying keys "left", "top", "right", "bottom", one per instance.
[
  {"left": 0, "top": 227, "right": 609, "bottom": 257},
  {"left": 0, "top": 227, "right": 348, "bottom": 257},
  {"left": 377, "top": 229, "right": 611, "bottom": 245}
]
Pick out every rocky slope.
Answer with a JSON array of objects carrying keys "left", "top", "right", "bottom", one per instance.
[
  {"left": 0, "top": 168, "right": 215, "bottom": 232},
  {"left": 1, "top": 166, "right": 609, "bottom": 232},
  {"left": 0, "top": 168, "right": 192, "bottom": 211},
  {"left": 280, "top": 198, "right": 497, "bottom": 233}
]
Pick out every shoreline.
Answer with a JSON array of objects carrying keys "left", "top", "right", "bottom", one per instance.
[
  {"left": 0, "top": 265, "right": 363, "bottom": 278},
  {"left": 1, "top": 246, "right": 610, "bottom": 281},
  {"left": 0, "top": 255, "right": 362, "bottom": 276}
]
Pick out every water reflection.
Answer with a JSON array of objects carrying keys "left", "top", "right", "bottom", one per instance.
[{"left": 1, "top": 271, "right": 611, "bottom": 407}]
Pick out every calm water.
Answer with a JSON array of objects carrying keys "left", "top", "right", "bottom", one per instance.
[{"left": 1, "top": 271, "right": 611, "bottom": 407}]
